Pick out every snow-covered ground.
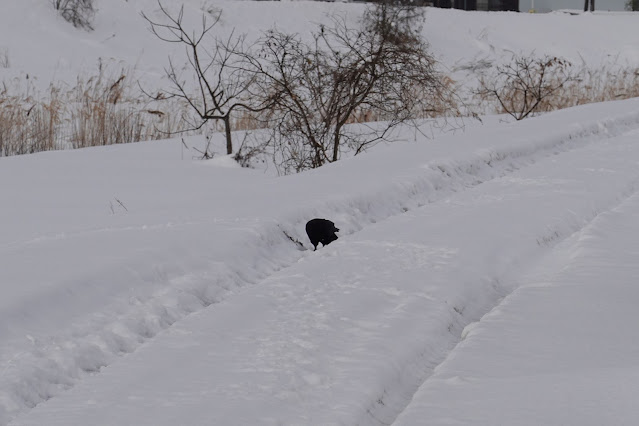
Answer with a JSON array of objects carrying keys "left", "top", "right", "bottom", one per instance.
[
  {"left": 3, "top": 1, "right": 639, "bottom": 425},
  {"left": 394, "top": 187, "right": 639, "bottom": 425},
  {"left": 3, "top": 98, "right": 639, "bottom": 425},
  {"left": 2, "top": 0, "right": 639, "bottom": 91}
]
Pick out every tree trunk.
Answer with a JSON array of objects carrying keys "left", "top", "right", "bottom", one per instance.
[
  {"left": 332, "top": 126, "right": 341, "bottom": 163},
  {"left": 584, "top": 0, "right": 588, "bottom": 11},
  {"left": 590, "top": 0, "right": 595, "bottom": 11},
  {"left": 223, "top": 116, "right": 233, "bottom": 155}
]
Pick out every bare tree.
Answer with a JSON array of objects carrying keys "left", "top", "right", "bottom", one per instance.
[
  {"left": 475, "top": 55, "right": 578, "bottom": 121},
  {"left": 142, "top": 2, "right": 270, "bottom": 155},
  {"left": 584, "top": 0, "right": 595, "bottom": 11},
  {"left": 237, "top": 2, "right": 457, "bottom": 174},
  {"left": 52, "top": 0, "right": 95, "bottom": 30}
]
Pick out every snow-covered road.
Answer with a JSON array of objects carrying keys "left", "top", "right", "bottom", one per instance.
[
  {"left": 395, "top": 162, "right": 639, "bottom": 426},
  {"left": 8, "top": 106, "right": 639, "bottom": 425}
]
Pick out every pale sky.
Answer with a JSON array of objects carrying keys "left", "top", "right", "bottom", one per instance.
[{"left": 520, "top": 0, "right": 627, "bottom": 11}]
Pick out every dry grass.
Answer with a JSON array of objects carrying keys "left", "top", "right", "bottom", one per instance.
[
  {"left": 223, "top": 110, "right": 264, "bottom": 133},
  {"left": 0, "top": 48, "right": 9, "bottom": 68},
  {"left": 1, "top": 57, "right": 637, "bottom": 159},
  {"left": 0, "top": 67, "right": 192, "bottom": 157},
  {"left": 554, "top": 65, "right": 639, "bottom": 108},
  {"left": 0, "top": 83, "right": 61, "bottom": 156},
  {"left": 475, "top": 57, "right": 639, "bottom": 118},
  {"left": 67, "top": 71, "right": 187, "bottom": 148}
]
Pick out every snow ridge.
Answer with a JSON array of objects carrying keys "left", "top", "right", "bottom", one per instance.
[
  {"left": 390, "top": 171, "right": 639, "bottom": 426},
  {"left": 377, "top": 178, "right": 639, "bottom": 426}
]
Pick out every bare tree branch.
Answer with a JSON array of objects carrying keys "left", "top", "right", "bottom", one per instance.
[
  {"left": 237, "top": 2, "right": 458, "bottom": 174},
  {"left": 141, "top": 1, "right": 270, "bottom": 155},
  {"left": 475, "top": 54, "right": 578, "bottom": 121}
]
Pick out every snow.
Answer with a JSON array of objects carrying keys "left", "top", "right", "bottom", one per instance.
[
  {"left": 393, "top": 176, "right": 639, "bottom": 426},
  {"left": 2, "top": 1, "right": 639, "bottom": 90},
  {"left": 2, "top": 1, "right": 639, "bottom": 425},
  {"left": 3, "top": 98, "right": 639, "bottom": 425}
]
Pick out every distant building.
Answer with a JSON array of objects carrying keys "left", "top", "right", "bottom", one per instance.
[{"left": 429, "top": 0, "right": 519, "bottom": 11}]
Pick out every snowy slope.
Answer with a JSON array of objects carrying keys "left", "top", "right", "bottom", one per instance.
[
  {"left": 2, "top": 99, "right": 639, "bottom": 425},
  {"left": 394, "top": 158, "right": 639, "bottom": 426},
  {"left": 3, "top": 1, "right": 639, "bottom": 425},
  {"left": 7, "top": 101, "right": 639, "bottom": 426},
  {"left": 2, "top": 0, "right": 639, "bottom": 91}
]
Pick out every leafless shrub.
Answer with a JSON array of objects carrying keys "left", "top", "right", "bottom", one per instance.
[
  {"left": 52, "top": 0, "right": 96, "bottom": 31},
  {"left": 139, "top": 1, "right": 460, "bottom": 172},
  {"left": 474, "top": 55, "right": 639, "bottom": 117},
  {"left": 239, "top": 2, "right": 458, "bottom": 174},
  {"left": 233, "top": 132, "right": 268, "bottom": 168},
  {"left": 475, "top": 54, "right": 579, "bottom": 120}
]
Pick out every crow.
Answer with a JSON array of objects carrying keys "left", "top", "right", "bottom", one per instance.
[{"left": 305, "top": 218, "right": 339, "bottom": 251}]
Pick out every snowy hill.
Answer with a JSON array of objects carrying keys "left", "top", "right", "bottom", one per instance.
[
  {"left": 2, "top": 1, "right": 639, "bottom": 89},
  {"left": 2, "top": 1, "right": 639, "bottom": 425},
  {"left": 4, "top": 98, "right": 639, "bottom": 426}
]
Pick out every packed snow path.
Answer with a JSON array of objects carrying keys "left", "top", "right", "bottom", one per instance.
[
  {"left": 8, "top": 107, "right": 639, "bottom": 425},
  {"left": 394, "top": 167, "right": 639, "bottom": 426}
]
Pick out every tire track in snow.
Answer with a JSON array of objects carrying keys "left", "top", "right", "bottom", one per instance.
[
  {"left": 384, "top": 182, "right": 639, "bottom": 425},
  {"left": 357, "top": 151, "right": 639, "bottom": 426},
  {"left": 3, "top": 111, "right": 639, "bottom": 425}
]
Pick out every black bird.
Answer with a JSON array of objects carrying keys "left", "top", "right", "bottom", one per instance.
[{"left": 305, "top": 218, "right": 339, "bottom": 251}]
